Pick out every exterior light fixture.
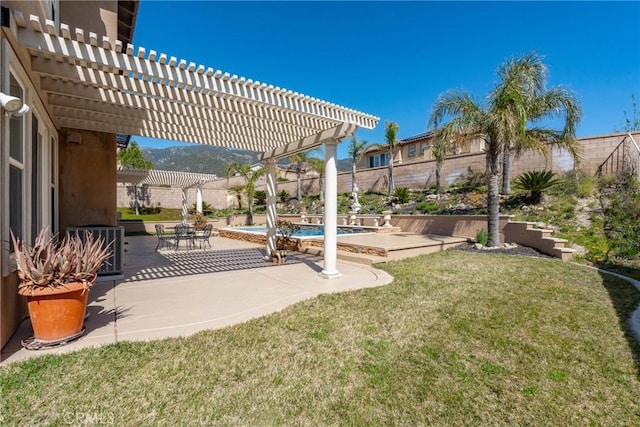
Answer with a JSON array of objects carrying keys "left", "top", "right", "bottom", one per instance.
[{"left": 0, "top": 92, "right": 29, "bottom": 116}]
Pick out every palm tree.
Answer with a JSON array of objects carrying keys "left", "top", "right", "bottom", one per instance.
[
  {"left": 306, "top": 157, "right": 326, "bottom": 203},
  {"left": 428, "top": 52, "right": 581, "bottom": 247},
  {"left": 225, "top": 162, "right": 265, "bottom": 225},
  {"left": 346, "top": 136, "right": 368, "bottom": 191},
  {"left": 289, "top": 151, "right": 313, "bottom": 201},
  {"left": 384, "top": 121, "right": 400, "bottom": 194},
  {"left": 431, "top": 136, "right": 449, "bottom": 196},
  {"left": 228, "top": 185, "right": 245, "bottom": 210}
]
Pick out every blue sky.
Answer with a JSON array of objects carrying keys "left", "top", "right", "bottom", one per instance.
[{"left": 132, "top": 1, "right": 640, "bottom": 159}]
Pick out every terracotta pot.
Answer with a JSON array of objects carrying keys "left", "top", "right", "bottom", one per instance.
[{"left": 18, "top": 281, "right": 90, "bottom": 342}]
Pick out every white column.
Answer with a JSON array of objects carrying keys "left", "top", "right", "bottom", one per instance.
[
  {"left": 181, "top": 188, "right": 188, "bottom": 225},
  {"left": 265, "top": 159, "right": 277, "bottom": 259},
  {"left": 196, "top": 182, "right": 203, "bottom": 213},
  {"left": 321, "top": 140, "right": 342, "bottom": 278}
]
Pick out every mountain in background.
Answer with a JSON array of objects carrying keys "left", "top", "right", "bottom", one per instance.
[{"left": 139, "top": 145, "right": 353, "bottom": 176}]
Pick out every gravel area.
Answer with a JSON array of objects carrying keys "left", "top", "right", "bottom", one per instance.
[{"left": 450, "top": 242, "right": 553, "bottom": 259}]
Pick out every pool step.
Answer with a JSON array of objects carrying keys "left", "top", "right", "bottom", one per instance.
[{"left": 300, "top": 233, "right": 470, "bottom": 265}]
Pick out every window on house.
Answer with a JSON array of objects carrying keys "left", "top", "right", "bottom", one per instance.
[
  {"left": 31, "top": 116, "right": 43, "bottom": 243},
  {"left": 369, "top": 152, "right": 389, "bottom": 168},
  {"left": 408, "top": 145, "right": 416, "bottom": 157},
  {"left": 420, "top": 142, "right": 428, "bottom": 155},
  {"left": 9, "top": 74, "right": 25, "bottom": 245}
]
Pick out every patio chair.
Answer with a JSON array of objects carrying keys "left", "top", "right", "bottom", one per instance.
[
  {"left": 155, "top": 224, "right": 175, "bottom": 251},
  {"left": 174, "top": 224, "right": 194, "bottom": 250},
  {"left": 194, "top": 223, "right": 213, "bottom": 250}
]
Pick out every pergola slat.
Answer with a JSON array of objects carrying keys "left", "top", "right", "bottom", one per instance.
[{"left": 14, "top": 12, "right": 378, "bottom": 153}]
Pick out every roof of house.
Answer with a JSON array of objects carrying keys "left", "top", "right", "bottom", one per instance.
[{"left": 399, "top": 130, "right": 435, "bottom": 144}]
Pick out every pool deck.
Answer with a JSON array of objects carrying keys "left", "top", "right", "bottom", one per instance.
[
  {"left": 304, "top": 232, "right": 469, "bottom": 264},
  {"left": 1, "top": 235, "right": 394, "bottom": 365}
]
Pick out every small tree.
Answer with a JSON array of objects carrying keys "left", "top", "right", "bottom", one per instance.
[
  {"left": 228, "top": 185, "right": 245, "bottom": 210},
  {"left": 306, "top": 157, "right": 326, "bottom": 203},
  {"left": 347, "top": 136, "right": 369, "bottom": 192},
  {"left": 225, "top": 162, "right": 265, "bottom": 225},
  {"left": 117, "top": 141, "right": 154, "bottom": 170},
  {"left": 384, "top": 121, "right": 400, "bottom": 194},
  {"left": 289, "top": 151, "right": 313, "bottom": 201},
  {"left": 118, "top": 141, "right": 154, "bottom": 215}
]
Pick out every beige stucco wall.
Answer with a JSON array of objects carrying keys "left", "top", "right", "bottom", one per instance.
[{"left": 59, "top": 129, "right": 117, "bottom": 233}]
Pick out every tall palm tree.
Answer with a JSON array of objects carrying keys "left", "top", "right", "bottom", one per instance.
[
  {"left": 306, "top": 157, "right": 326, "bottom": 203},
  {"left": 428, "top": 52, "right": 581, "bottom": 247},
  {"left": 225, "top": 162, "right": 265, "bottom": 225},
  {"left": 289, "top": 151, "right": 313, "bottom": 201},
  {"left": 346, "top": 136, "right": 368, "bottom": 191},
  {"left": 384, "top": 121, "right": 399, "bottom": 194}
]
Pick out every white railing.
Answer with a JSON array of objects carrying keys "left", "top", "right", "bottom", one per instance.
[{"left": 67, "top": 226, "right": 125, "bottom": 281}]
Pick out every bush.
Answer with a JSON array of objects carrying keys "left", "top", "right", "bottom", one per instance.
[
  {"left": 394, "top": 187, "right": 411, "bottom": 204},
  {"left": 514, "top": 170, "right": 561, "bottom": 204},
  {"left": 599, "top": 172, "right": 640, "bottom": 260},
  {"left": 277, "top": 189, "right": 290, "bottom": 202},
  {"left": 554, "top": 170, "right": 594, "bottom": 198},
  {"left": 254, "top": 190, "right": 267, "bottom": 206},
  {"left": 416, "top": 201, "right": 439, "bottom": 214},
  {"left": 476, "top": 229, "right": 488, "bottom": 245},
  {"left": 456, "top": 169, "right": 486, "bottom": 191},
  {"left": 188, "top": 201, "right": 214, "bottom": 216}
]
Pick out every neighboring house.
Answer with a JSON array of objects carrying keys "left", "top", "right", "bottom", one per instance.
[
  {"left": 0, "top": 1, "right": 377, "bottom": 348},
  {"left": 357, "top": 131, "right": 485, "bottom": 170}
]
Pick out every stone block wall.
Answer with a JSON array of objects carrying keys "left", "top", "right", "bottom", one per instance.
[{"left": 117, "top": 132, "right": 639, "bottom": 210}]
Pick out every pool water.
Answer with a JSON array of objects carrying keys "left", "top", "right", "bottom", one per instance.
[{"left": 234, "top": 225, "right": 360, "bottom": 237}]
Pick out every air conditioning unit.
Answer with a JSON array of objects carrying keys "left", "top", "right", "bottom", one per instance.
[{"left": 67, "top": 226, "right": 125, "bottom": 281}]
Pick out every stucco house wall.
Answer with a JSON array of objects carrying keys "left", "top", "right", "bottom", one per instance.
[
  {"left": 59, "top": 129, "right": 118, "bottom": 231},
  {"left": 1, "top": 1, "right": 127, "bottom": 350}
]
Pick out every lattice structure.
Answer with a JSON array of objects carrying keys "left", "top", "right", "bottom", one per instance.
[{"left": 8, "top": 11, "right": 378, "bottom": 154}]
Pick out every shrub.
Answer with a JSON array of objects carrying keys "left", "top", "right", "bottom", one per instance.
[
  {"left": 456, "top": 169, "right": 486, "bottom": 191},
  {"left": 254, "top": 190, "right": 267, "bottom": 206},
  {"left": 476, "top": 229, "right": 488, "bottom": 245},
  {"left": 416, "top": 201, "right": 439, "bottom": 214},
  {"left": 277, "top": 189, "right": 290, "bottom": 202},
  {"left": 599, "top": 172, "right": 640, "bottom": 260},
  {"left": 514, "top": 170, "right": 561, "bottom": 204},
  {"left": 465, "top": 192, "right": 486, "bottom": 208},
  {"left": 394, "top": 187, "right": 411, "bottom": 204},
  {"left": 188, "top": 201, "right": 214, "bottom": 216},
  {"left": 555, "top": 170, "right": 594, "bottom": 198}
]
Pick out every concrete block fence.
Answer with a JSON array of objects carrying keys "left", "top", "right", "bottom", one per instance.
[{"left": 118, "top": 132, "right": 639, "bottom": 212}]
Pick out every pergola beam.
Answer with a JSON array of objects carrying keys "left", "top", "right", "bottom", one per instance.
[
  {"left": 13, "top": 11, "right": 378, "bottom": 155},
  {"left": 260, "top": 123, "right": 358, "bottom": 160}
]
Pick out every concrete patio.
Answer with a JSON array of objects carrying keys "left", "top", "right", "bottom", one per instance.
[{"left": 1, "top": 235, "right": 393, "bottom": 365}]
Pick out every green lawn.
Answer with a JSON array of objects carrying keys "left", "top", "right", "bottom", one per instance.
[{"left": 1, "top": 251, "right": 639, "bottom": 425}]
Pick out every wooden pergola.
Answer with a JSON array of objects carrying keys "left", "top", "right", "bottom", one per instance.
[{"left": 6, "top": 10, "right": 380, "bottom": 277}]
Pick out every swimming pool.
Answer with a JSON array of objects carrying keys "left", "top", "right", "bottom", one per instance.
[{"left": 233, "top": 225, "right": 364, "bottom": 237}]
